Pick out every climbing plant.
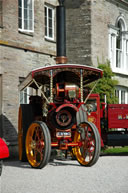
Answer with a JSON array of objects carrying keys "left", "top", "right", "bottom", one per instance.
[{"left": 91, "top": 60, "right": 118, "bottom": 104}]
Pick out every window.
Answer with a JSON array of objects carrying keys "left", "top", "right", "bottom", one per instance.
[
  {"left": 19, "top": 77, "right": 29, "bottom": 104},
  {"left": 109, "top": 32, "right": 117, "bottom": 67},
  {"left": 20, "top": 88, "right": 29, "bottom": 104},
  {"left": 116, "top": 20, "right": 123, "bottom": 69},
  {"left": 121, "top": 90, "right": 125, "bottom": 104},
  {"left": 45, "top": 5, "right": 54, "bottom": 40},
  {"left": 115, "top": 86, "right": 128, "bottom": 104},
  {"left": 115, "top": 89, "right": 119, "bottom": 103},
  {"left": 126, "top": 40, "right": 128, "bottom": 70},
  {"left": 18, "top": 0, "right": 34, "bottom": 32},
  {"left": 108, "top": 16, "right": 128, "bottom": 74}
]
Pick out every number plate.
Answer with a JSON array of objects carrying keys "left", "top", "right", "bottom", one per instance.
[{"left": 56, "top": 131, "right": 71, "bottom": 138}]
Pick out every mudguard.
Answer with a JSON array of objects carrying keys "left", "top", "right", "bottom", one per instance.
[{"left": 0, "top": 138, "right": 9, "bottom": 159}]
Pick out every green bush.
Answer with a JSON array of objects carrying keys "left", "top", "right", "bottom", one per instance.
[{"left": 91, "top": 60, "right": 118, "bottom": 104}]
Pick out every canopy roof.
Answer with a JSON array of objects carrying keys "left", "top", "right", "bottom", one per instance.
[{"left": 19, "top": 64, "right": 103, "bottom": 91}]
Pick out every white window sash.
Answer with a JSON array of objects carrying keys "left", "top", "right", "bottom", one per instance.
[
  {"left": 115, "top": 87, "right": 128, "bottom": 104},
  {"left": 108, "top": 28, "right": 118, "bottom": 71},
  {"left": 18, "top": 0, "right": 34, "bottom": 32},
  {"left": 20, "top": 87, "right": 29, "bottom": 104},
  {"left": 45, "top": 5, "right": 54, "bottom": 40},
  {"left": 109, "top": 29, "right": 128, "bottom": 75},
  {"left": 126, "top": 40, "right": 128, "bottom": 71}
]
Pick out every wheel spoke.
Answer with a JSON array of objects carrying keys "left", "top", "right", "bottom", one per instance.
[
  {"left": 33, "top": 136, "right": 44, "bottom": 162},
  {"left": 35, "top": 127, "right": 40, "bottom": 140},
  {"left": 33, "top": 148, "right": 43, "bottom": 163},
  {"left": 30, "top": 140, "right": 36, "bottom": 150},
  {"left": 81, "top": 146, "right": 87, "bottom": 158},
  {"left": 33, "top": 149, "right": 37, "bottom": 160}
]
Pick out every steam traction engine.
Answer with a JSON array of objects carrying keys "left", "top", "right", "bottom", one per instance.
[{"left": 18, "top": 64, "right": 103, "bottom": 168}]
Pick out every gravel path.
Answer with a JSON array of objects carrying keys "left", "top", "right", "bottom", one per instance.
[{"left": 1, "top": 155, "right": 128, "bottom": 193}]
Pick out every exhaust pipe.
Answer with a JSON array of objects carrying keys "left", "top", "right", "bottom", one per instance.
[{"left": 56, "top": 0, "right": 68, "bottom": 64}]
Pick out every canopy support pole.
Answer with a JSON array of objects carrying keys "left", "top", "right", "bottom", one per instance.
[
  {"left": 50, "top": 70, "right": 53, "bottom": 103},
  {"left": 80, "top": 69, "right": 83, "bottom": 102},
  {"left": 33, "top": 79, "right": 50, "bottom": 104},
  {"left": 84, "top": 79, "right": 99, "bottom": 104}
]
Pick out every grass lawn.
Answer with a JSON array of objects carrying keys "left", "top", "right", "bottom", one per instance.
[{"left": 101, "top": 146, "right": 128, "bottom": 155}]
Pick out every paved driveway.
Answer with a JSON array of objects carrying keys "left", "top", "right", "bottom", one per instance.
[{"left": 1, "top": 155, "right": 128, "bottom": 193}]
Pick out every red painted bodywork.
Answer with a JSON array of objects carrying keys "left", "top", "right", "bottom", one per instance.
[
  {"left": 0, "top": 138, "right": 9, "bottom": 159},
  {"left": 87, "top": 94, "right": 104, "bottom": 147},
  {"left": 31, "top": 64, "right": 103, "bottom": 79},
  {"left": 87, "top": 94, "right": 128, "bottom": 147},
  {"left": 87, "top": 94, "right": 101, "bottom": 133},
  {"left": 108, "top": 104, "right": 128, "bottom": 129}
]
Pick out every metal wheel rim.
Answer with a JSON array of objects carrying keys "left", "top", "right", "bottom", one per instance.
[
  {"left": 74, "top": 122, "right": 96, "bottom": 165},
  {"left": 26, "top": 123, "right": 45, "bottom": 167}
]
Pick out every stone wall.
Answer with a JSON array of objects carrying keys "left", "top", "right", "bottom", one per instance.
[{"left": 65, "top": 0, "right": 92, "bottom": 65}]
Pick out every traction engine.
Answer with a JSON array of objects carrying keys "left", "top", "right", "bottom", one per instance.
[
  {"left": 18, "top": 64, "right": 103, "bottom": 169},
  {"left": 18, "top": 0, "right": 103, "bottom": 169}
]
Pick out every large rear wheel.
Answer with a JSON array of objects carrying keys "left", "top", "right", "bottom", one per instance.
[
  {"left": 73, "top": 121, "right": 101, "bottom": 166},
  {"left": 26, "top": 121, "right": 51, "bottom": 169},
  {"left": 18, "top": 104, "right": 34, "bottom": 161}
]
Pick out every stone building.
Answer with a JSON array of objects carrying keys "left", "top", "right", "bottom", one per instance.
[
  {"left": 65, "top": 0, "right": 128, "bottom": 104},
  {"left": 0, "top": 0, "right": 57, "bottom": 150},
  {"left": 0, "top": 0, "right": 128, "bottom": 155}
]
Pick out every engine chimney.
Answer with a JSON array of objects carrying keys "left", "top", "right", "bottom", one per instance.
[{"left": 56, "top": 0, "right": 68, "bottom": 64}]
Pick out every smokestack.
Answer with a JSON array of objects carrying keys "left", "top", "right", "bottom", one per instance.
[{"left": 56, "top": 0, "right": 68, "bottom": 64}]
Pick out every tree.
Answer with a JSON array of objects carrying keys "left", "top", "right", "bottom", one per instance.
[{"left": 91, "top": 60, "right": 118, "bottom": 104}]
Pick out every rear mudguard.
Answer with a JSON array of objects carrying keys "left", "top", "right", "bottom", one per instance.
[{"left": 0, "top": 138, "right": 9, "bottom": 159}]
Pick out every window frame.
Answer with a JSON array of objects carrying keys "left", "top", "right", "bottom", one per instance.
[
  {"left": 18, "top": 0, "right": 34, "bottom": 33},
  {"left": 115, "top": 86, "right": 128, "bottom": 104},
  {"left": 108, "top": 17, "right": 128, "bottom": 75},
  {"left": 126, "top": 39, "right": 128, "bottom": 71},
  {"left": 20, "top": 87, "right": 29, "bottom": 104},
  {"left": 44, "top": 4, "right": 55, "bottom": 41}
]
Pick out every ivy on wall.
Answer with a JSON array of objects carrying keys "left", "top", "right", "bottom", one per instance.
[{"left": 91, "top": 60, "right": 118, "bottom": 104}]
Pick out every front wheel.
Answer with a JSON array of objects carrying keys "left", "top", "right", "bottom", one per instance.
[
  {"left": 26, "top": 121, "right": 51, "bottom": 169},
  {"left": 73, "top": 121, "right": 101, "bottom": 166}
]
